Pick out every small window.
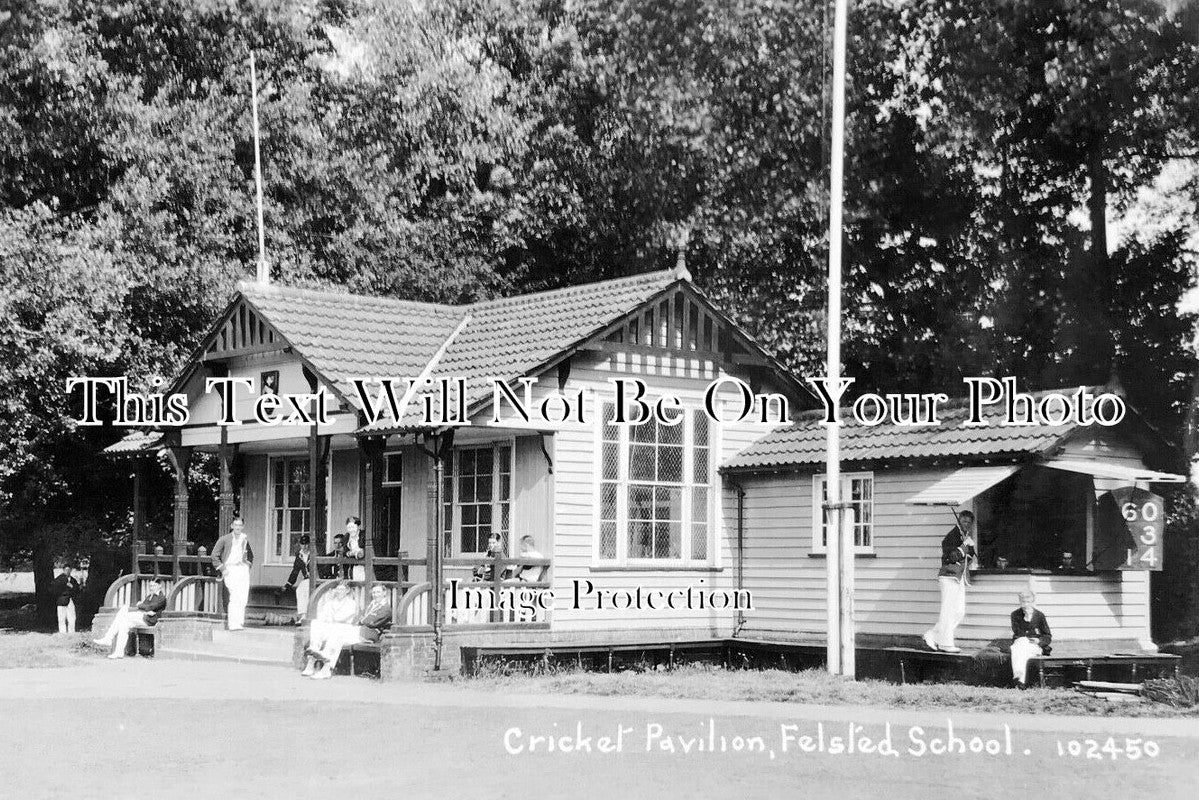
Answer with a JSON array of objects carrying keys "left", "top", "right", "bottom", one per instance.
[
  {"left": 383, "top": 452, "right": 403, "bottom": 486},
  {"left": 443, "top": 444, "right": 513, "bottom": 556},
  {"left": 812, "top": 473, "right": 874, "bottom": 554}
]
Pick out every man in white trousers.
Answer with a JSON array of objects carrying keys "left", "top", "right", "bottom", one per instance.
[
  {"left": 922, "top": 510, "right": 976, "bottom": 653},
  {"left": 211, "top": 516, "right": 253, "bottom": 630},
  {"left": 50, "top": 563, "right": 81, "bottom": 634}
]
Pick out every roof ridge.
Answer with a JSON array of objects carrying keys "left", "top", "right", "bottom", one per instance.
[
  {"left": 238, "top": 269, "right": 677, "bottom": 313},
  {"left": 238, "top": 280, "right": 460, "bottom": 313},
  {"left": 466, "top": 269, "right": 676, "bottom": 311}
]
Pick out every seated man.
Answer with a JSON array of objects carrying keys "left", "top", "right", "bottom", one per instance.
[
  {"left": 301, "top": 583, "right": 391, "bottom": 679},
  {"left": 1009, "top": 590, "right": 1052, "bottom": 687},
  {"left": 92, "top": 579, "right": 168, "bottom": 659}
]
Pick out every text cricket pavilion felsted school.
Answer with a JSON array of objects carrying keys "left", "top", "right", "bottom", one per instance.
[
  {"left": 98, "top": 267, "right": 809, "bottom": 675},
  {"left": 722, "top": 391, "right": 1187, "bottom": 659}
]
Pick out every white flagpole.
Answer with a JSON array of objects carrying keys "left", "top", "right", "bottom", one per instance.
[
  {"left": 250, "top": 51, "right": 269, "bottom": 285},
  {"left": 825, "top": 0, "right": 852, "bottom": 677}
]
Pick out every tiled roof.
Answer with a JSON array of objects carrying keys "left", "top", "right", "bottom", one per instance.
[
  {"left": 236, "top": 270, "right": 680, "bottom": 431},
  {"left": 721, "top": 390, "right": 1099, "bottom": 471},
  {"left": 362, "top": 269, "right": 681, "bottom": 432},
  {"left": 102, "top": 430, "right": 164, "bottom": 457},
  {"left": 239, "top": 282, "right": 464, "bottom": 407}
]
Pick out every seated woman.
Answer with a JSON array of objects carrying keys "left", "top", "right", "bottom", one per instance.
[
  {"left": 302, "top": 583, "right": 391, "bottom": 679},
  {"left": 1009, "top": 590, "right": 1052, "bottom": 687},
  {"left": 92, "top": 578, "right": 168, "bottom": 659}
]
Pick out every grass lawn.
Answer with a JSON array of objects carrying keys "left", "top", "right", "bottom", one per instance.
[
  {"left": 468, "top": 663, "right": 1199, "bottom": 718},
  {"left": 0, "top": 591, "right": 102, "bottom": 668}
]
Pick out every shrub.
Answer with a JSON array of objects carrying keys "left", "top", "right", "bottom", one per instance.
[{"left": 1142, "top": 675, "right": 1199, "bottom": 709}]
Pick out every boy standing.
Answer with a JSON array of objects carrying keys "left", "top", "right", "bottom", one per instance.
[{"left": 50, "top": 563, "right": 81, "bottom": 634}]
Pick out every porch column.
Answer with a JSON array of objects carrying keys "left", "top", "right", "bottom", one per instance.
[
  {"left": 217, "top": 428, "right": 238, "bottom": 546},
  {"left": 308, "top": 424, "right": 329, "bottom": 569},
  {"left": 130, "top": 459, "right": 147, "bottom": 574},
  {"left": 358, "top": 436, "right": 386, "bottom": 583},
  {"left": 427, "top": 431, "right": 453, "bottom": 629},
  {"left": 165, "top": 446, "right": 191, "bottom": 578}
]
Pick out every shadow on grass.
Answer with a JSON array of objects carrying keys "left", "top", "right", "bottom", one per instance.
[{"left": 0, "top": 592, "right": 103, "bottom": 668}]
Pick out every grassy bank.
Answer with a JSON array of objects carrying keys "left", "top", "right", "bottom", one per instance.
[
  {"left": 0, "top": 592, "right": 101, "bottom": 668},
  {"left": 467, "top": 663, "right": 1199, "bottom": 718}
]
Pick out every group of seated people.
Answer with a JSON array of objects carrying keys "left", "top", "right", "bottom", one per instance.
[
  {"left": 471, "top": 533, "right": 548, "bottom": 583},
  {"left": 301, "top": 582, "right": 391, "bottom": 679}
]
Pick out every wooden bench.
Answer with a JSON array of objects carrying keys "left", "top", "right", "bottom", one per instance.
[
  {"left": 124, "top": 626, "right": 157, "bottom": 657},
  {"left": 885, "top": 647, "right": 973, "bottom": 685},
  {"left": 333, "top": 643, "right": 381, "bottom": 678},
  {"left": 1026, "top": 653, "right": 1180, "bottom": 689}
]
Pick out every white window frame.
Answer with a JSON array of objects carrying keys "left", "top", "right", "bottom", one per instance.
[
  {"left": 383, "top": 451, "right": 404, "bottom": 487},
  {"left": 443, "top": 440, "right": 515, "bottom": 557},
  {"left": 811, "top": 472, "right": 875, "bottom": 555},
  {"left": 595, "top": 401, "right": 715, "bottom": 567},
  {"left": 269, "top": 455, "right": 312, "bottom": 564}
]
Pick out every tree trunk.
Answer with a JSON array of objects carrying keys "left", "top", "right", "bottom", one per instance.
[
  {"left": 1081, "top": 147, "right": 1115, "bottom": 382},
  {"left": 33, "top": 540, "right": 55, "bottom": 629}
]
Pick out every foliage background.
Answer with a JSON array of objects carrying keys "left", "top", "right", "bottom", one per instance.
[{"left": 1, "top": 0, "right": 1198, "bottom": 636}]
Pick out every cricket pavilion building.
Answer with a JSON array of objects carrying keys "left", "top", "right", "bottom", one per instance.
[{"left": 98, "top": 268, "right": 1186, "bottom": 680}]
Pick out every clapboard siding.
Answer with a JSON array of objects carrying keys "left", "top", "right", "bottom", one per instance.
[
  {"left": 737, "top": 468, "right": 1153, "bottom": 644},
  {"left": 243, "top": 454, "right": 271, "bottom": 584},
  {"left": 329, "top": 448, "right": 359, "bottom": 543}
]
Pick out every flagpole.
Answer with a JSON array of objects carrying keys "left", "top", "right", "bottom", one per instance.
[
  {"left": 250, "top": 51, "right": 269, "bottom": 285},
  {"left": 825, "top": 0, "right": 853, "bottom": 677}
]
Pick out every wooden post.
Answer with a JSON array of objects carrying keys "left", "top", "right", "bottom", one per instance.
[
  {"left": 426, "top": 436, "right": 442, "bottom": 627},
  {"left": 358, "top": 436, "right": 385, "bottom": 583},
  {"left": 165, "top": 446, "right": 191, "bottom": 579},
  {"left": 427, "top": 430, "right": 454, "bottom": 634},
  {"left": 131, "top": 460, "right": 146, "bottom": 575},
  {"left": 307, "top": 419, "right": 323, "bottom": 580},
  {"left": 315, "top": 435, "right": 329, "bottom": 557},
  {"left": 218, "top": 428, "right": 237, "bottom": 546}
]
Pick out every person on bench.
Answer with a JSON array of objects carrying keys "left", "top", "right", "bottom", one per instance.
[
  {"left": 302, "top": 583, "right": 390, "bottom": 679},
  {"left": 1009, "top": 590, "right": 1052, "bottom": 687},
  {"left": 93, "top": 579, "right": 167, "bottom": 659}
]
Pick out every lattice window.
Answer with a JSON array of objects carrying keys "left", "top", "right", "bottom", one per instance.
[
  {"left": 445, "top": 445, "right": 513, "bottom": 555},
  {"left": 597, "top": 401, "right": 713, "bottom": 565},
  {"left": 271, "top": 457, "right": 311, "bottom": 561}
]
